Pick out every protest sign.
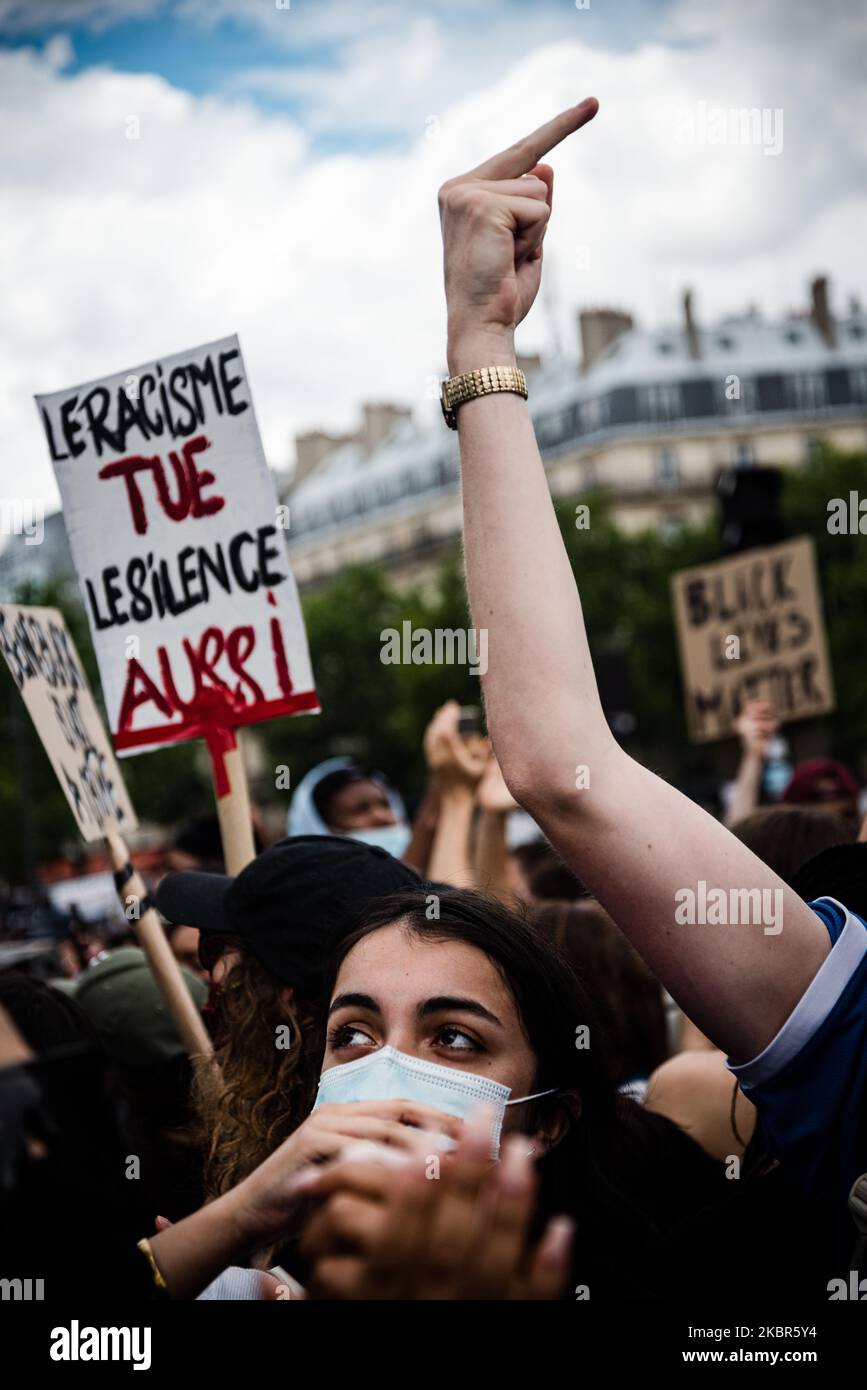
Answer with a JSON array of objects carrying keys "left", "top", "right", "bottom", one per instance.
[
  {"left": 0, "top": 603, "right": 137, "bottom": 842},
  {"left": 670, "top": 536, "right": 835, "bottom": 743},
  {"left": 0, "top": 605, "right": 212, "bottom": 1060},
  {"left": 35, "top": 336, "right": 319, "bottom": 775}
]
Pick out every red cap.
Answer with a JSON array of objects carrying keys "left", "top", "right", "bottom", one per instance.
[{"left": 782, "top": 758, "right": 860, "bottom": 805}]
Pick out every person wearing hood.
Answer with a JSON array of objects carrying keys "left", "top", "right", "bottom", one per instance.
[
  {"left": 286, "top": 757, "right": 411, "bottom": 861},
  {"left": 284, "top": 702, "right": 491, "bottom": 884}
]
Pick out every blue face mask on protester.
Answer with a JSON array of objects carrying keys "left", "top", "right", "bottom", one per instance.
[
  {"left": 313, "top": 1045, "right": 557, "bottom": 1157},
  {"left": 344, "top": 824, "right": 411, "bottom": 858}
]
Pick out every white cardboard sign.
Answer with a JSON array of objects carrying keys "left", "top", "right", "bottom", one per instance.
[
  {"left": 0, "top": 603, "right": 137, "bottom": 841},
  {"left": 36, "top": 335, "right": 319, "bottom": 758}
]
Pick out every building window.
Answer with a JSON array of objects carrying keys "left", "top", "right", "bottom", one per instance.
[
  {"left": 580, "top": 396, "right": 609, "bottom": 434},
  {"left": 537, "top": 408, "right": 573, "bottom": 449},
  {"left": 734, "top": 440, "right": 755, "bottom": 468},
  {"left": 850, "top": 367, "right": 867, "bottom": 402},
  {"left": 642, "top": 383, "right": 682, "bottom": 423},
  {"left": 385, "top": 474, "right": 404, "bottom": 501},
  {"left": 655, "top": 449, "right": 680, "bottom": 490},
  {"left": 789, "top": 372, "right": 828, "bottom": 411},
  {"left": 720, "top": 376, "right": 759, "bottom": 414}
]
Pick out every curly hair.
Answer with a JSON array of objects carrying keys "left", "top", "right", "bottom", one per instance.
[{"left": 194, "top": 941, "right": 323, "bottom": 1199}]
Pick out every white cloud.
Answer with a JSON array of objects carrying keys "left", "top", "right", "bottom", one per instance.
[
  {"left": 223, "top": 3, "right": 570, "bottom": 139},
  {"left": 228, "top": 14, "right": 448, "bottom": 135},
  {"left": 1, "top": 1, "right": 865, "bottom": 519}
]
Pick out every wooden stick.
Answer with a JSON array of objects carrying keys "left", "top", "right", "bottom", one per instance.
[
  {"left": 212, "top": 731, "right": 257, "bottom": 876},
  {"left": 103, "top": 819, "right": 215, "bottom": 1066}
]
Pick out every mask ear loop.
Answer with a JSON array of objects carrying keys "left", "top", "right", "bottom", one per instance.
[
  {"left": 507, "top": 1089, "right": 564, "bottom": 1159},
  {"left": 504, "top": 1086, "right": 560, "bottom": 1106}
]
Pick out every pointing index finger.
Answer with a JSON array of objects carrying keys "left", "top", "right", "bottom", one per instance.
[{"left": 468, "top": 97, "right": 598, "bottom": 181}]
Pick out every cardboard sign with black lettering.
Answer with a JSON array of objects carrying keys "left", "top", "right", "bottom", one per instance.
[
  {"left": 35, "top": 335, "right": 319, "bottom": 760},
  {"left": 0, "top": 604, "right": 137, "bottom": 841},
  {"left": 670, "top": 536, "right": 835, "bottom": 743}
]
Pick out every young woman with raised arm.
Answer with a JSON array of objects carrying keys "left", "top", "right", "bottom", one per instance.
[
  {"left": 437, "top": 104, "right": 867, "bottom": 1269},
  {"left": 437, "top": 98, "right": 830, "bottom": 1063}
]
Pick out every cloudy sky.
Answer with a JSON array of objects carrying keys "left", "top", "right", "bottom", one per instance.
[{"left": 2, "top": 0, "right": 866, "bottom": 510}]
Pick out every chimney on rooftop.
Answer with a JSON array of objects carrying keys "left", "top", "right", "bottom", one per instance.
[
  {"left": 683, "top": 288, "right": 701, "bottom": 359},
  {"left": 293, "top": 429, "right": 356, "bottom": 488},
  {"left": 578, "top": 308, "right": 633, "bottom": 374},
  {"left": 810, "top": 275, "right": 836, "bottom": 348},
  {"left": 361, "top": 402, "right": 412, "bottom": 457}
]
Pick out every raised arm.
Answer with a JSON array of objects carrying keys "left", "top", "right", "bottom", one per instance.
[
  {"left": 724, "top": 700, "right": 780, "bottom": 828},
  {"left": 438, "top": 101, "right": 829, "bottom": 1063}
]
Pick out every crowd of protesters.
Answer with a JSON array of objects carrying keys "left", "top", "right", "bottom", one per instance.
[{"left": 2, "top": 99, "right": 867, "bottom": 1303}]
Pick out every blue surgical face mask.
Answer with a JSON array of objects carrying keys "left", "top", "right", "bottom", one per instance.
[
  {"left": 313, "top": 1045, "right": 556, "bottom": 1158},
  {"left": 344, "top": 824, "right": 411, "bottom": 859}
]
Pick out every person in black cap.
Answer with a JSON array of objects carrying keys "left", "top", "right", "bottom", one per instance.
[
  {"left": 791, "top": 841, "right": 867, "bottom": 919},
  {"left": 155, "top": 834, "right": 428, "bottom": 1200}
]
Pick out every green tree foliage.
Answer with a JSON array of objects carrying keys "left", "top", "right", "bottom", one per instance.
[
  {"left": 780, "top": 445, "right": 867, "bottom": 762},
  {"left": 262, "top": 446, "right": 867, "bottom": 807},
  {"left": 257, "top": 562, "right": 480, "bottom": 813},
  {"left": 3, "top": 447, "right": 865, "bottom": 879}
]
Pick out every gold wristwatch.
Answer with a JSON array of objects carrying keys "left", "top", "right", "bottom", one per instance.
[{"left": 440, "top": 365, "right": 528, "bottom": 429}]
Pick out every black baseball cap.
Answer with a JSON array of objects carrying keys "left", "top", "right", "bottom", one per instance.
[
  {"left": 791, "top": 842, "right": 867, "bottom": 920},
  {"left": 154, "top": 834, "right": 426, "bottom": 997}
]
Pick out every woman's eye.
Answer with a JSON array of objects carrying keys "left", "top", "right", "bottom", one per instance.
[
  {"left": 435, "top": 1026, "right": 481, "bottom": 1052},
  {"left": 330, "top": 1024, "right": 375, "bottom": 1050}
]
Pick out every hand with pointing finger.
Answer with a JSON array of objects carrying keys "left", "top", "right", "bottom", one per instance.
[{"left": 438, "top": 98, "right": 598, "bottom": 374}]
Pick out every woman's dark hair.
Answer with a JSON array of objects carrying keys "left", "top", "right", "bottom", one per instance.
[
  {"left": 730, "top": 805, "right": 853, "bottom": 885},
  {"left": 531, "top": 898, "right": 668, "bottom": 1087},
  {"left": 312, "top": 765, "right": 378, "bottom": 826},
  {"left": 329, "top": 888, "right": 726, "bottom": 1298},
  {"left": 790, "top": 841, "right": 867, "bottom": 918}
]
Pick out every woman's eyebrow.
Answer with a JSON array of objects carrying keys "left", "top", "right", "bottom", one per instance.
[
  {"left": 328, "top": 992, "right": 380, "bottom": 1017},
  {"left": 418, "top": 996, "right": 503, "bottom": 1027}
]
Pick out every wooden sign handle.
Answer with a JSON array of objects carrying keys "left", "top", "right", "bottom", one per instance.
[
  {"left": 103, "top": 821, "right": 215, "bottom": 1071},
  {"left": 211, "top": 731, "right": 257, "bottom": 876}
]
